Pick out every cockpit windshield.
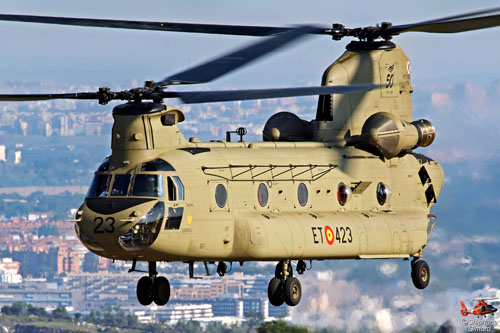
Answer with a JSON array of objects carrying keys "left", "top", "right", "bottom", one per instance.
[
  {"left": 86, "top": 158, "right": 183, "bottom": 199},
  {"left": 131, "top": 174, "right": 164, "bottom": 197},
  {"left": 87, "top": 174, "right": 110, "bottom": 197},
  {"left": 110, "top": 174, "right": 131, "bottom": 196}
]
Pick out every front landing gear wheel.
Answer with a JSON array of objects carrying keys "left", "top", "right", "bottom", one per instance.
[
  {"left": 137, "top": 276, "right": 153, "bottom": 305},
  {"left": 411, "top": 259, "right": 430, "bottom": 289},
  {"left": 268, "top": 277, "right": 284, "bottom": 306},
  {"left": 284, "top": 277, "right": 302, "bottom": 306},
  {"left": 153, "top": 276, "right": 171, "bottom": 306}
]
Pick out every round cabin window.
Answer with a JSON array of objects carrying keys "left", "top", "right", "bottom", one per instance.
[
  {"left": 297, "top": 183, "right": 308, "bottom": 207},
  {"left": 376, "top": 182, "right": 392, "bottom": 206},
  {"left": 337, "top": 182, "right": 352, "bottom": 206},
  {"left": 215, "top": 184, "right": 227, "bottom": 208},
  {"left": 258, "top": 183, "right": 269, "bottom": 207}
]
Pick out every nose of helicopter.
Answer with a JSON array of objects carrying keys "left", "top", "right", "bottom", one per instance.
[{"left": 75, "top": 198, "right": 160, "bottom": 259}]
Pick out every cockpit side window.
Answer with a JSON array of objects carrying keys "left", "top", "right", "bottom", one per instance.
[
  {"left": 167, "top": 176, "right": 185, "bottom": 201},
  {"left": 167, "top": 177, "right": 177, "bottom": 201},
  {"left": 141, "top": 159, "right": 175, "bottom": 172},
  {"left": 87, "top": 174, "right": 110, "bottom": 197},
  {"left": 131, "top": 174, "right": 164, "bottom": 198},
  {"left": 172, "top": 176, "right": 184, "bottom": 201},
  {"left": 164, "top": 207, "right": 184, "bottom": 230},
  {"left": 110, "top": 174, "right": 131, "bottom": 196}
]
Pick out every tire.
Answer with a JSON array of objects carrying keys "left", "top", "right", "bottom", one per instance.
[
  {"left": 153, "top": 276, "right": 171, "bottom": 306},
  {"left": 136, "top": 276, "right": 153, "bottom": 306},
  {"left": 411, "top": 260, "right": 430, "bottom": 289},
  {"left": 284, "top": 277, "right": 302, "bottom": 306},
  {"left": 267, "top": 277, "right": 284, "bottom": 306}
]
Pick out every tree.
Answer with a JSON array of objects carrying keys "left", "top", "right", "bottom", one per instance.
[
  {"left": 86, "top": 309, "right": 99, "bottom": 323},
  {"left": 52, "top": 306, "right": 71, "bottom": 321},
  {"left": 257, "top": 320, "right": 308, "bottom": 333},
  {"left": 10, "top": 301, "right": 27, "bottom": 316},
  {"left": 174, "top": 320, "right": 202, "bottom": 333},
  {"left": 126, "top": 313, "right": 139, "bottom": 328},
  {"left": 1, "top": 305, "right": 10, "bottom": 315},
  {"left": 27, "top": 304, "right": 48, "bottom": 317}
]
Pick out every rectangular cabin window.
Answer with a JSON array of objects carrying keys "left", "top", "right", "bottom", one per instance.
[
  {"left": 110, "top": 174, "right": 131, "bottom": 196},
  {"left": 87, "top": 174, "right": 110, "bottom": 197},
  {"left": 164, "top": 207, "right": 184, "bottom": 230},
  {"left": 131, "top": 174, "right": 163, "bottom": 197}
]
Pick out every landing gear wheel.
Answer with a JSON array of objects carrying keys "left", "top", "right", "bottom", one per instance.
[
  {"left": 136, "top": 276, "right": 153, "bottom": 306},
  {"left": 275, "top": 260, "right": 293, "bottom": 278},
  {"left": 152, "top": 276, "right": 171, "bottom": 306},
  {"left": 411, "top": 259, "right": 430, "bottom": 289},
  {"left": 284, "top": 277, "right": 302, "bottom": 306},
  {"left": 268, "top": 277, "right": 284, "bottom": 306}
]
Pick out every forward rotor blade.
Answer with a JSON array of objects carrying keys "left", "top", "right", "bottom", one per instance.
[
  {"left": 159, "top": 25, "right": 320, "bottom": 86},
  {"left": 0, "top": 13, "right": 308, "bottom": 37},
  {"left": 170, "top": 84, "right": 381, "bottom": 104},
  {"left": 0, "top": 92, "right": 99, "bottom": 102},
  {"left": 390, "top": 7, "right": 500, "bottom": 34}
]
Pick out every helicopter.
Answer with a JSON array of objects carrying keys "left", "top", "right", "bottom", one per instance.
[
  {"left": 0, "top": 7, "right": 499, "bottom": 309},
  {"left": 461, "top": 297, "right": 498, "bottom": 318}
]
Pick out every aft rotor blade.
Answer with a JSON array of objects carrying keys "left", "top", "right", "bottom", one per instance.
[
  {"left": 159, "top": 25, "right": 320, "bottom": 86},
  {"left": 390, "top": 7, "right": 500, "bottom": 34},
  {"left": 170, "top": 84, "right": 381, "bottom": 104},
  {"left": 0, "top": 13, "right": 310, "bottom": 37}
]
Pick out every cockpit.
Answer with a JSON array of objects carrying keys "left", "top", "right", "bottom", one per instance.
[
  {"left": 86, "top": 158, "right": 184, "bottom": 201},
  {"left": 80, "top": 157, "right": 186, "bottom": 252}
]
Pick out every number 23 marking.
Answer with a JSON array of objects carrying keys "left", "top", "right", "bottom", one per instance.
[{"left": 93, "top": 217, "right": 115, "bottom": 233}]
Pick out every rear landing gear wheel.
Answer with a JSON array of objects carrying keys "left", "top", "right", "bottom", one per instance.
[
  {"left": 136, "top": 276, "right": 153, "bottom": 305},
  {"left": 284, "top": 277, "right": 302, "bottom": 306},
  {"left": 268, "top": 277, "right": 284, "bottom": 306},
  {"left": 152, "top": 276, "right": 171, "bottom": 306},
  {"left": 411, "top": 259, "right": 430, "bottom": 289}
]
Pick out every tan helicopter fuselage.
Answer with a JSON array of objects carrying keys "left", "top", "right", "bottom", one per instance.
[
  {"left": 75, "top": 110, "right": 443, "bottom": 263},
  {"left": 75, "top": 42, "right": 443, "bottom": 265}
]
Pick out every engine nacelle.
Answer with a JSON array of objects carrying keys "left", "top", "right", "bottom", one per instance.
[
  {"left": 360, "top": 112, "right": 435, "bottom": 158},
  {"left": 263, "top": 111, "right": 313, "bottom": 141}
]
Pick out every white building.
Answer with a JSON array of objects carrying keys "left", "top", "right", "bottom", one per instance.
[
  {"left": 0, "top": 258, "right": 22, "bottom": 284},
  {"left": 14, "top": 151, "right": 21, "bottom": 164},
  {"left": 0, "top": 145, "right": 6, "bottom": 162}
]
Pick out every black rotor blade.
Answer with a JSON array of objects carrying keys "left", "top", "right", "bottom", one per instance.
[
  {"left": 169, "top": 84, "right": 381, "bottom": 104},
  {"left": 390, "top": 7, "right": 500, "bottom": 34},
  {"left": 0, "top": 92, "right": 99, "bottom": 102},
  {"left": 0, "top": 13, "right": 317, "bottom": 37},
  {"left": 159, "top": 25, "right": 320, "bottom": 86}
]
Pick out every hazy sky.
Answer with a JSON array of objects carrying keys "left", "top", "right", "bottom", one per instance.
[{"left": 0, "top": 0, "right": 499, "bottom": 88}]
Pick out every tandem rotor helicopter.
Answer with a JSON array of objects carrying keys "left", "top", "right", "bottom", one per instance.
[{"left": 0, "top": 7, "right": 499, "bottom": 308}]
